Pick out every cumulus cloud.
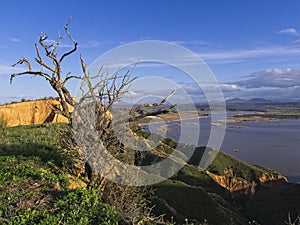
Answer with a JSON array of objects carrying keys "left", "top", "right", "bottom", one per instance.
[
  {"left": 234, "top": 68, "right": 300, "bottom": 88},
  {"left": 120, "top": 78, "right": 299, "bottom": 103}
]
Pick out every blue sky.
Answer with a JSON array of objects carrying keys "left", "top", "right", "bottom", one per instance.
[{"left": 0, "top": 0, "right": 300, "bottom": 103}]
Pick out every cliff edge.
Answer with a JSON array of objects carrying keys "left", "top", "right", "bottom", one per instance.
[{"left": 0, "top": 99, "right": 70, "bottom": 127}]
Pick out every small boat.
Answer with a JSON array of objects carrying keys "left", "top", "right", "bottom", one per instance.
[{"left": 233, "top": 148, "right": 239, "bottom": 153}]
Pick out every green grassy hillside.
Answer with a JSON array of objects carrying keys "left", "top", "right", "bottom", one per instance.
[
  {"left": 0, "top": 123, "right": 299, "bottom": 225},
  {"left": 0, "top": 124, "right": 118, "bottom": 224}
]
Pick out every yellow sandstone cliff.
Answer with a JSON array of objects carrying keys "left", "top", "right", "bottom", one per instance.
[
  {"left": 206, "top": 170, "right": 288, "bottom": 193},
  {"left": 0, "top": 99, "right": 70, "bottom": 127}
]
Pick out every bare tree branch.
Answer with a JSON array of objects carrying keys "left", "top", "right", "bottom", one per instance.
[
  {"left": 128, "top": 88, "right": 178, "bottom": 122},
  {"left": 52, "top": 30, "right": 63, "bottom": 56},
  {"left": 11, "top": 58, "right": 32, "bottom": 70},
  {"left": 10, "top": 19, "right": 80, "bottom": 120},
  {"left": 10, "top": 71, "right": 52, "bottom": 84},
  {"left": 59, "top": 17, "right": 78, "bottom": 63},
  {"left": 11, "top": 58, "right": 52, "bottom": 83},
  {"left": 63, "top": 73, "right": 82, "bottom": 84},
  {"left": 130, "top": 88, "right": 178, "bottom": 114},
  {"left": 34, "top": 43, "right": 56, "bottom": 73}
]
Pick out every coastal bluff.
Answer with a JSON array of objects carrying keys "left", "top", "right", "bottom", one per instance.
[{"left": 0, "top": 99, "right": 70, "bottom": 127}]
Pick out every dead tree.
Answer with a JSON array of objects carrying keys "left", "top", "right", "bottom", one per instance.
[
  {"left": 74, "top": 57, "right": 177, "bottom": 182},
  {"left": 10, "top": 18, "right": 80, "bottom": 120},
  {"left": 10, "top": 18, "right": 176, "bottom": 122},
  {"left": 10, "top": 19, "right": 177, "bottom": 183}
]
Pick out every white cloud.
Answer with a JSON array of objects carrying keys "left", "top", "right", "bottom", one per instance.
[
  {"left": 43, "top": 39, "right": 74, "bottom": 48},
  {"left": 171, "top": 40, "right": 215, "bottom": 46},
  {"left": 79, "top": 40, "right": 101, "bottom": 48},
  {"left": 198, "top": 46, "right": 300, "bottom": 63},
  {"left": 39, "top": 38, "right": 101, "bottom": 48},
  {"left": 233, "top": 68, "right": 300, "bottom": 88},
  {"left": 0, "top": 65, "right": 23, "bottom": 75},
  {"left": 87, "top": 40, "right": 99, "bottom": 47},
  {"left": 222, "top": 67, "right": 300, "bottom": 101},
  {"left": 293, "top": 39, "right": 300, "bottom": 45},
  {"left": 220, "top": 84, "right": 239, "bottom": 92},
  {"left": 88, "top": 44, "right": 300, "bottom": 69},
  {"left": 231, "top": 86, "right": 300, "bottom": 101},
  {"left": 277, "top": 28, "right": 299, "bottom": 36},
  {"left": 139, "top": 37, "right": 150, "bottom": 41},
  {"left": 9, "top": 38, "right": 21, "bottom": 42}
]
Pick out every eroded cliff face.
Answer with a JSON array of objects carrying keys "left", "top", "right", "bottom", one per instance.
[
  {"left": 206, "top": 171, "right": 250, "bottom": 192},
  {"left": 206, "top": 171, "right": 288, "bottom": 193},
  {"left": 0, "top": 99, "right": 70, "bottom": 127},
  {"left": 259, "top": 173, "right": 288, "bottom": 186}
]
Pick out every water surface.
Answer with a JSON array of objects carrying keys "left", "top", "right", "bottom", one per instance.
[{"left": 142, "top": 117, "right": 300, "bottom": 182}]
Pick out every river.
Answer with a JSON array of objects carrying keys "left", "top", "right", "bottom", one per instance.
[{"left": 141, "top": 116, "right": 300, "bottom": 183}]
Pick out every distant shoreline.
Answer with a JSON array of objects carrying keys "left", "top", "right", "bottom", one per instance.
[
  {"left": 234, "top": 113, "right": 300, "bottom": 120},
  {"left": 137, "top": 111, "right": 209, "bottom": 126},
  {"left": 138, "top": 111, "right": 300, "bottom": 130}
]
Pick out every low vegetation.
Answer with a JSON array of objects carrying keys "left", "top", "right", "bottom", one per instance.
[
  {"left": 1, "top": 123, "right": 299, "bottom": 224},
  {"left": 0, "top": 115, "right": 7, "bottom": 134},
  {"left": 0, "top": 124, "right": 118, "bottom": 225}
]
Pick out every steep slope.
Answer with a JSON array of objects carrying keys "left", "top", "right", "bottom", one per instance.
[
  {"left": 1, "top": 123, "right": 299, "bottom": 224},
  {"left": 133, "top": 126, "right": 299, "bottom": 224}
]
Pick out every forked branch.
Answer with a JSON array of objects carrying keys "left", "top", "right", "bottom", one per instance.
[{"left": 10, "top": 18, "right": 80, "bottom": 119}]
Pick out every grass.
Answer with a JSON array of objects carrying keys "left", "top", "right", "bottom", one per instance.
[
  {"left": 244, "top": 184, "right": 300, "bottom": 225},
  {"left": 1, "top": 122, "right": 299, "bottom": 225},
  {"left": 0, "top": 123, "right": 119, "bottom": 225},
  {"left": 152, "top": 180, "right": 221, "bottom": 225},
  {"left": 172, "top": 165, "right": 229, "bottom": 195},
  {"left": 0, "top": 154, "right": 118, "bottom": 225},
  {"left": 0, "top": 123, "right": 65, "bottom": 166},
  {"left": 208, "top": 151, "right": 276, "bottom": 181},
  {"left": 263, "top": 107, "right": 300, "bottom": 116}
]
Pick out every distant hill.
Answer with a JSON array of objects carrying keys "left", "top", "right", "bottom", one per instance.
[
  {"left": 226, "top": 98, "right": 273, "bottom": 104},
  {"left": 248, "top": 98, "right": 273, "bottom": 103},
  {"left": 225, "top": 97, "right": 300, "bottom": 113}
]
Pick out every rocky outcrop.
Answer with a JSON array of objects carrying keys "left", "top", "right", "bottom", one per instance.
[
  {"left": 206, "top": 170, "right": 288, "bottom": 193},
  {"left": 0, "top": 99, "right": 70, "bottom": 127},
  {"left": 206, "top": 171, "right": 250, "bottom": 192},
  {"left": 259, "top": 173, "right": 288, "bottom": 186}
]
